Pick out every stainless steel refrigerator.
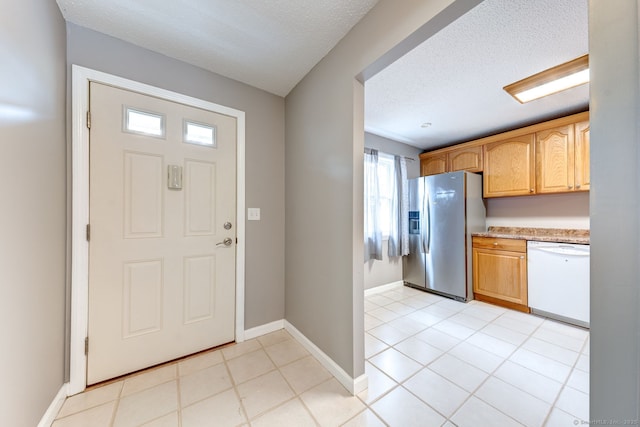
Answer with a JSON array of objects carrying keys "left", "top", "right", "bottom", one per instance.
[{"left": 403, "top": 171, "right": 486, "bottom": 301}]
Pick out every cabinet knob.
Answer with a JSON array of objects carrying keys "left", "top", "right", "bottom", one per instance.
[
  {"left": 576, "top": 184, "right": 581, "bottom": 189},
  {"left": 529, "top": 189, "right": 534, "bottom": 193},
  {"left": 493, "top": 242, "right": 498, "bottom": 246},
  {"left": 568, "top": 185, "right": 573, "bottom": 189},
  {"left": 520, "top": 256, "right": 525, "bottom": 259}
]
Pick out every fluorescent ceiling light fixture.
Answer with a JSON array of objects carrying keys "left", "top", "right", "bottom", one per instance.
[{"left": 504, "top": 54, "right": 589, "bottom": 103}]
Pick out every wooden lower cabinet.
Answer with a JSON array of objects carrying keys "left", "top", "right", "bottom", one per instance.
[{"left": 472, "top": 236, "right": 529, "bottom": 312}]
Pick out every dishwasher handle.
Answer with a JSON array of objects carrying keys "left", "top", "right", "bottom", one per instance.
[{"left": 529, "top": 245, "right": 590, "bottom": 257}]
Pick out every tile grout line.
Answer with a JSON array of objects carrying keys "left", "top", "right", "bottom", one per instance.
[
  {"left": 411, "top": 308, "right": 527, "bottom": 426},
  {"left": 365, "top": 292, "right": 476, "bottom": 425},
  {"left": 108, "top": 377, "right": 125, "bottom": 427},
  {"left": 252, "top": 333, "right": 321, "bottom": 425},
  {"left": 539, "top": 326, "right": 590, "bottom": 425},
  {"left": 366, "top": 290, "right": 474, "bottom": 425},
  {"left": 365, "top": 289, "right": 589, "bottom": 427},
  {"left": 446, "top": 311, "right": 551, "bottom": 427},
  {"left": 222, "top": 342, "right": 256, "bottom": 425},
  {"left": 175, "top": 366, "right": 183, "bottom": 427}
]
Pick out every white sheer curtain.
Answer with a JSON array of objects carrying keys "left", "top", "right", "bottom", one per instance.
[
  {"left": 364, "top": 149, "right": 382, "bottom": 261},
  {"left": 388, "top": 155, "right": 409, "bottom": 257}
]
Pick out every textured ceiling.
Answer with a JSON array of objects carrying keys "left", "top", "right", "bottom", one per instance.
[
  {"left": 56, "top": 0, "right": 379, "bottom": 96},
  {"left": 56, "top": 0, "right": 588, "bottom": 150},
  {"left": 365, "top": 0, "right": 589, "bottom": 150}
]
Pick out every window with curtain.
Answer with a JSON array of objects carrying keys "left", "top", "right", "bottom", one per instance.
[
  {"left": 364, "top": 149, "right": 382, "bottom": 261},
  {"left": 364, "top": 149, "right": 409, "bottom": 262}
]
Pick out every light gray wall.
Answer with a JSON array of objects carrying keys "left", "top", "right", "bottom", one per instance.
[
  {"left": 363, "top": 133, "right": 422, "bottom": 290},
  {"left": 364, "top": 132, "right": 422, "bottom": 179},
  {"left": 66, "top": 24, "right": 285, "bottom": 331},
  {"left": 285, "top": 0, "right": 482, "bottom": 377},
  {"left": 486, "top": 192, "right": 590, "bottom": 229},
  {"left": 364, "top": 244, "right": 402, "bottom": 291},
  {"left": 0, "top": 1, "right": 67, "bottom": 425},
  {"left": 589, "top": 1, "right": 640, "bottom": 420}
]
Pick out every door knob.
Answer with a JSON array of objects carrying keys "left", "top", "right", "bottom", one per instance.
[{"left": 216, "top": 237, "right": 233, "bottom": 247}]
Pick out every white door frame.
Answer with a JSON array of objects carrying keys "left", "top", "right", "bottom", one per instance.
[{"left": 69, "top": 65, "right": 246, "bottom": 395}]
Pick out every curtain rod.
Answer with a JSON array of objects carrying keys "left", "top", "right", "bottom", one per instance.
[{"left": 364, "top": 147, "right": 415, "bottom": 161}]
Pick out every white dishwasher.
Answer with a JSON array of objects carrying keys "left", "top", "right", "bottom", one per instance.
[{"left": 527, "top": 241, "right": 590, "bottom": 328}]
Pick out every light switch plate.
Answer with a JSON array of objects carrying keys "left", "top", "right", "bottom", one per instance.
[{"left": 248, "top": 208, "right": 261, "bottom": 221}]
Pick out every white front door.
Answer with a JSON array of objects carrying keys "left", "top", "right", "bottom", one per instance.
[{"left": 87, "top": 82, "right": 236, "bottom": 384}]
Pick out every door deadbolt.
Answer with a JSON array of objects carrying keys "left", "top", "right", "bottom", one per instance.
[{"left": 224, "top": 222, "right": 233, "bottom": 230}]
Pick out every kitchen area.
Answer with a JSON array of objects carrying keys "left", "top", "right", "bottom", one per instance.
[
  {"left": 361, "top": 0, "right": 591, "bottom": 424},
  {"left": 406, "top": 111, "right": 591, "bottom": 328},
  {"left": 363, "top": 0, "right": 591, "bottom": 328},
  {"left": 362, "top": 111, "right": 591, "bottom": 424}
]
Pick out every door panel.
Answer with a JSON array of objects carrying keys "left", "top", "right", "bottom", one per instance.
[
  {"left": 536, "top": 125, "right": 574, "bottom": 193},
  {"left": 123, "top": 259, "right": 163, "bottom": 338},
  {"left": 124, "top": 152, "right": 164, "bottom": 237},
  {"left": 183, "top": 255, "right": 216, "bottom": 323},
  {"left": 185, "top": 160, "right": 216, "bottom": 235},
  {"left": 87, "top": 82, "right": 237, "bottom": 384},
  {"left": 574, "top": 121, "right": 590, "bottom": 191},
  {"left": 403, "top": 178, "right": 426, "bottom": 288},
  {"left": 425, "top": 172, "right": 465, "bottom": 298},
  {"left": 483, "top": 135, "right": 535, "bottom": 197}
]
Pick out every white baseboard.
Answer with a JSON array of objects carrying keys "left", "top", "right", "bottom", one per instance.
[
  {"left": 284, "top": 320, "right": 368, "bottom": 395},
  {"left": 38, "top": 383, "right": 68, "bottom": 427},
  {"left": 244, "top": 319, "right": 285, "bottom": 340},
  {"left": 364, "top": 280, "right": 404, "bottom": 297}
]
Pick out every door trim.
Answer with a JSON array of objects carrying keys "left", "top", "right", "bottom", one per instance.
[{"left": 69, "top": 65, "right": 246, "bottom": 395}]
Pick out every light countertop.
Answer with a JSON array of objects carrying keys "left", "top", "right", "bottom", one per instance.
[{"left": 472, "top": 226, "right": 590, "bottom": 245}]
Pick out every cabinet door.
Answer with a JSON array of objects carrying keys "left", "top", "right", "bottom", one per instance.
[
  {"left": 448, "top": 145, "right": 483, "bottom": 173},
  {"left": 472, "top": 248, "right": 528, "bottom": 306},
  {"left": 483, "top": 134, "right": 535, "bottom": 197},
  {"left": 536, "top": 125, "right": 575, "bottom": 193},
  {"left": 421, "top": 153, "right": 447, "bottom": 176},
  {"left": 574, "top": 120, "right": 590, "bottom": 191}
]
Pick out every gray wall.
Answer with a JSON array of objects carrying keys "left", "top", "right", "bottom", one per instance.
[
  {"left": 589, "top": 1, "right": 640, "bottom": 420},
  {"left": 66, "top": 24, "right": 286, "bottom": 332},
  {"left": 364, "top": 132, "right": 422, "bottom": 179},
  {"left": 285, "top": 0, "right": 482, "bottom": 378},
  {"left": 0, "top": 1, "right": 67, "bottom": 425},
  {"left": 287, "top": 3, "right": 640, "bottom": 415},
  {"left": 486, "top": 192, "right": 590, "bottom": 229}
]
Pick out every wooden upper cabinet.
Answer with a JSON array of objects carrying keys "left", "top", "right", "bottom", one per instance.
[
  {"left": 574, "top": 120, "right": 590, "bottom": 191},
  {"left": 536, "top": 124, "right": 575, "bottom": 194},
  {"left": 420, "top": 145, "right": 483, "bottom": 176},
  {"left": 483, "top": 134, "right": 535, "bottom": 198},
  {"left": 536, "top": 122, "right": 590, "bottom": 194},
  {"left": 448, "top": 145, "right": 483, "bottom": 173},
  {"left": 421, "top": 153, "right": 447, "bottom": 176},
  {"left": 418, "top": 112, "right": 589, "bottom": 195}
]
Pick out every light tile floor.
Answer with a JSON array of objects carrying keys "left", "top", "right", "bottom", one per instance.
[{"left": 53, "top": 285, "right": 589, "bottom": 426}]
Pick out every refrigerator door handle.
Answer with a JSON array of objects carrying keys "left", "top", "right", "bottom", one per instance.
[
  {"left": 426, "top": 194, "right": 431, "bottom": 253},
  {"left": 422, "top": 188, "right": 430, "bottom": 254}
]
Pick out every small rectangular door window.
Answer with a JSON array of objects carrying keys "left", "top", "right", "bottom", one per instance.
[
  {"left": 184, "top": 120, "right": 217, "bottom": 147},
  {"left": 124, "top": 107, "right": 165, "bottom": 138}
]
